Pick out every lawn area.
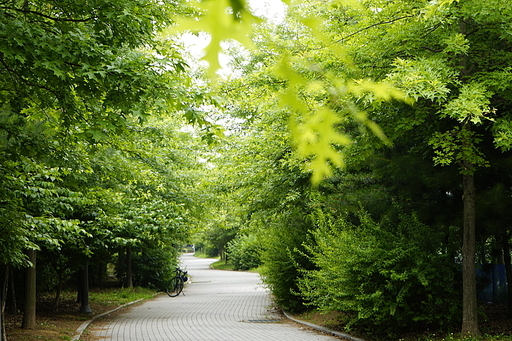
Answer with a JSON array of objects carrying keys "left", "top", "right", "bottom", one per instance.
[{"left": 210, "top": 259, "right": 235, "bottom": 270}]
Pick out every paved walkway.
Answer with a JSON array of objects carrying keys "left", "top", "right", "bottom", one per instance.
[{"left": 87, "top": 253, "right": 339, "bottom": 340}]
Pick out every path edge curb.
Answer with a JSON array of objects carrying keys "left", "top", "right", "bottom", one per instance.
[
  {"left": 282, "top": 310, "right": 366, "bottom": 341},
  {"left": 71, "top": 296, "right": 153, "bottom": 341}
]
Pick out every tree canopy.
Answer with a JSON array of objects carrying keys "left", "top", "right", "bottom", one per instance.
[{"left": 0, "top": 0, "right": 207, "bottom": 335}]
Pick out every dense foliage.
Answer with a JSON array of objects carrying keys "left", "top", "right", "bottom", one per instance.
[
  {"left": 0, "top": 0, "right": 208, "bottom": 336},
  {"left": 300, "top": 210, "right": 460, "bottom": 337}
]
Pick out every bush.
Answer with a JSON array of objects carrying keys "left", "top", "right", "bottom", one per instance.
[
  {"left": 298, "top": 209, "right": 461, "bottom": 338},
  {"left": 227, "top": 234, "right": 262, "bottom": 271},
  {"left": 259, "top": 209, "right": 316, "bottom": 313},
  {"left": 132, "top": 246, "right": 178, "bottom": 290}
]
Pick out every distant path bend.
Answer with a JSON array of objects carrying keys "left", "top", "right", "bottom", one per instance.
[{"left": 87, "top": 253, "right": 339, "bottom": 341}]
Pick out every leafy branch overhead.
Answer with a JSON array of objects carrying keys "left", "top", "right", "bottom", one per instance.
[
  {"left": 174, "top": 0, "right": 410, "bottom": 185},
  {"left": 174, "top": 0, "right": 264, "bottom": 73}
]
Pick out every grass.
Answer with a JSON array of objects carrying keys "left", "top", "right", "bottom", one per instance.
[
  {"left": 189, "top": 251, "right": 214, "bottom": 258},
  {"left": 209, "top": 259, "right": 263, "bottom": 273},
  {"left": 187, "top": 252, "right": 236, "bottom": 270},
  {"left": 210, "top": 259, "right": 235, "bottom": 270},
  {"left": 89, "top": 287, "right": 156, "bottom": 306}
]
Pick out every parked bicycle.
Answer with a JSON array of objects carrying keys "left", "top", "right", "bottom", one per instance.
[{"left": 166, "top": 267, "right": 188, "bottom": 297}]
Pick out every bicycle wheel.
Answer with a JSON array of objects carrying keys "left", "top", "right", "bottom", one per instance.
[{"left": 166, "top": 276, "right": 184, "bottom": 297}]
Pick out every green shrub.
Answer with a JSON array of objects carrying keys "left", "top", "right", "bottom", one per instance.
[
  {"left": 259, "top": 209, "right": 316, "bottom": 313},
  {"left": 227, "top": 234, "right": 262, "bottom": 271},
  {"left": 132, "top": 246, "right": 178, "bottom": 290},
  {"left": 299, "top": 210, "right": 461, "bottom": 338}
]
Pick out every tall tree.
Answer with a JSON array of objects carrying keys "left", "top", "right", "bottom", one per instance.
[
  {"left": 21, "top": 250, "right": 36, "bottom": 329},
  {"left": 382, "top": 2, "right": 512, "bottom": 334}
]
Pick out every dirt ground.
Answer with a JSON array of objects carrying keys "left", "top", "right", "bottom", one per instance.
[
  {"left": 4, "top": 297, "right": 118, "bottom": 341},
  {"left": 479, "top": 303, "right": 512, "bottom": 336}
]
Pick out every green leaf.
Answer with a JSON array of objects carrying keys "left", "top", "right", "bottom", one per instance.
[
  {"left": 291, "top": 108, "right": 351, "bottom": 185},
  {"left": 442, "top": 82, "right": 494, "bottom": 124},
  {"left": 173, "top": 0, "right": 262, "bottom": 76}
]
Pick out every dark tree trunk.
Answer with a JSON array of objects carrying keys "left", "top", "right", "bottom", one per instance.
[
  {"left": 22, "top": 249, "right": 36, "bottom": 329},
  {"left": 97, "top": 260, "right": 106, "bottom": 286},
  {"left": 0, "top": 289, "right": 3, "bottom": 341},
  {"left": 125, "top": 246, "right": 133, "bottom": 288},
  {"left": 53, "top": 272, "right": 63, "bottom": 312},
  {"left": 460, "top": 117, "right": 480, "bottom": 335},
  {"left": 76, "top": 270, "right": 82, "bottom": 304},
  {"left": 8, "top": 266, "right": 16, "bottom": 314},
  {"left": 502, "top": 232, "right": 512, "bottom": 316},
  {"left": 51, "top": 254, "right": 70, "bottom": 312},
  {"left": 0, "top": 265, "right": 7, "bottom": 341},
  {"left": 461, "top": 171, "right": 479, "bottom": 335},
  {"left": 79, "top": 261, "right": 92, "bottom": 314},
  {"left": 457, "top": 19, "right": 480, "bottom": 336}
]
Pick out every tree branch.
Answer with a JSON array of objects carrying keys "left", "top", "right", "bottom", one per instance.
[
  {"left": 1, "top": 6, "right": 96, "bottom": 23},
  {"left": 0, "top": 57, "right": 61, "bottom": 100},
  {"left": 334, "top": 15, "right": 415, "bottom": 44},
  {"left": 421, "top": 46, "right": 443, "bottom": 53}
]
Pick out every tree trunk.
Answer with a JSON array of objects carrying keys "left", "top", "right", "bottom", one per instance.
[
  {"left": 51, "top": 254, "right": 69, "bottom": 312},
  {"left": 461, "top": 162, "right": 480, "bottom": 336},
  {"left": 502, "top": 232, "right": 512, "bottom": 316},
  {"left": 0, "top": 289, "right": 3, "bottom": 341},
  {"left": 22, "top": 249, "right": 36, "bottom": 329},
  {"left": 53, "top": 272, "right": 63, "bottom": 312},
  {"left": 98, "top": 260, "right": 106, "bottom": 286},
  {"left": 457, "top": 19, "right": 480, "bottom": 335},
  {"left": 125, "top": 246, "right": 133, "bottom": 288},
  {"left": 79, "top": 261, "right": 92, "bottom": 314},
  {"left": 76, "top": 270, "right": 82, "bottom": 304},
  {"left": 0, "top": 265, "right": 7, "bottom": 341}
]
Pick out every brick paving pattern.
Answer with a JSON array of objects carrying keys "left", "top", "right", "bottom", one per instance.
[{"left": 88, "top": 253, "right": 339, "bottom": 340}]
